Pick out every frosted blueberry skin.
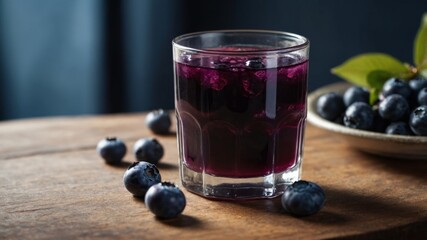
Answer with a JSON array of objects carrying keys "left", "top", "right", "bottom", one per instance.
[
  {"left": 343, "top": 102, "right": 374, "bottom": 130},
  {"left": 316, "top": 92, "right": 346, "bottom": 121},
  {"left": 379, "top": 94, "right": 410, "bottom": 121},
  {"left": 385, "top": 122, "right": 414, "bottom": 136},
  {"left": 343, "top": 86, "right": 369, "bottom": 107},
  {"left": 409, "top": 78, "right": 427, "bottom": 93},
  {"left": 96, "top": 137, "right": 127, "bottom": 165},
  {"left": 123, "top": 162, "right": 161, "bottom": 197},
  {"left": 145, "top": 182, "right": 186, "bottom": 219},
  {"left": 145, "top": 109, "right": 172, "bottom": 135},
  {"left": 372, "top": 108, "right": 389, "bottom": 133},
  {"left": 418, "top": 88, "right": 427, "bottom": 106},
  {"left": 134, "top": 138, "right": 164, "bottom": 164},
  {"left": 382, "top": 78, "right": 412, "bottom": 99},
  {"left": 281, "top": 180, "right": 325, "bottom": 217},
  {"left": 409, "top": 105, "right": 427, "bottom": 136},
  {"left": 407, "top": 79, "right": 427, "bottom": 109}
]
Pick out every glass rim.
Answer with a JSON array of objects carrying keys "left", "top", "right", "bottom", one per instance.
[{"left": 172, "top": 29, "right": 309, "bottom": 55}]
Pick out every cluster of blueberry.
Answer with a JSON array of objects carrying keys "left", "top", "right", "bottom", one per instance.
[
  {"left": 96, "top": 109, "right": 186, "bottom": 219},
  {"left": 317, "top": 78, "right": 427, "bottom": 136}
]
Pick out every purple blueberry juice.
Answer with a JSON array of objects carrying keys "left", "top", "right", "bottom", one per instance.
[
  {"left": 173, "top": 31, "right": 309, "bottom": 199},
  {"left": 175, "top": 54, "right": 307, "bottom": 178}
]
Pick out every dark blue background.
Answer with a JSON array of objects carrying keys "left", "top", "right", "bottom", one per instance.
[{"left": 1, "top": 0, "right": 426, "bottom": 120}]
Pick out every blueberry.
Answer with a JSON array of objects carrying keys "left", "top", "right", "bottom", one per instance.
[
  {"left": 343, "top": 102, "right": 374, "bottom": 130},
  {"left": 409, "top": 78, "right": 427, "bottom": 93},
  {"left": 212, "top": 62, "right": 229, "bottom": 69},
  {"left": 145, "top": 109, "right": 172, "bottom": 135},
  {"left": 245, "top": 58, "right": 265, "bottom": 69},
  {"left": 134, "top": 138, "right": 164, "bottom": 164},
  {"left": 96, "top": 137, "right": 127, "bottom": 165},
  {"left": 381, "top": 78, "right": 412, "bottom": 99},
  {"left": 279, "top": 55, "right": 299, "bottom": 66},
  {"left": 409, "top": 105, "right": 427, "bottom": 136},
  {"left": 281, "top": 180, "right": 325, "bottom": 217},
  {"left": 343, "top": 86, "right": 369, "bottom": 107},
  {"left": 418, "top": 88, "right": 427, "bottom": 106},
  {"left": 123, "top": 161, "right": 161, "bottom": 197},
  {"left": 316, "top": 92, "right": 346, "bottom": 121},
  {"left": 385, "top": 122, "right": 413, "bottom": 135},
  {"left": 379, "top": 94, "right": 409, "bottom": 121},
  {"left": 371, "top": 107, "right": 389, "bottom": 133},
  {"left": 145, "top": 182, "right": 186, "bottom": 219}
]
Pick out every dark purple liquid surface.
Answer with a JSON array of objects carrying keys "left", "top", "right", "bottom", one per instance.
[{"left": 175, "top": 54, "right": 308, "bottom": 178}]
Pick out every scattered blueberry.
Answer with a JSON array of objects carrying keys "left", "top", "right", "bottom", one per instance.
[
  {"left": 134, "top": 138, "right": 164, "bottom": 164},
  {"left": 379, "top": 94, "right": 409, "bottom": 121},
  {"left": 343, "top": 86, "right": 369, "bottom": 107},
  {"left": 123, "top": 161, "right": 161, "bottom": 197},
  {"left": 382, "top": 78, "right": 412, "bottom": 99},
  {"left": 96, "top": 137, "right": 127, "bottom": 165},
  {"left": 145, "top": 182, "right": 186, "bottom": 219},
  {"left": 409, "top": 105, "right": 427, "bottom": 136},
  {"left": 385, "top": 122, "right": 413, "bottom": 135},
  {"left": 145, "top": 109, "right": 172, "bottom": 135},
  {"left": 316, "top": 92, "right": 346, "bottom": 121},
  {"left": 281, "top": 180, "right": 325, "bottom": 217},
  {"left": 245, "top": 58, "right": 265, "bottom": 69},
  {"left": 418, "top": 88, "right": 427, "bottom": 106},
  {"left": 343, "top": 102, "right": 374, "bottom": 130}
]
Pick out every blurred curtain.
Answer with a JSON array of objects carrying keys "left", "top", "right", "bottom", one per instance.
[
  {"left": 0, "top": 0, "right": 192, "bottom": 120},
  {"left": 1, "top": 0, "right": 426, "bottom": 120},
  {"left": 0, "top": 0, "right": 104, "bottom": 119}
]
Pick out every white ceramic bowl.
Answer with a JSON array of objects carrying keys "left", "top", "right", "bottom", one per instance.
[{"left": 307, "top": 82, "right": 427, "bottom": 160}]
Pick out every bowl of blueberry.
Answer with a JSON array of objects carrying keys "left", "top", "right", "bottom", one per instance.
[
  {"left": 307, "top": 78, "right": 427, "bottom": 160},
  {"left": 307, "top": 12, "right": 427, "bottom": 160}
]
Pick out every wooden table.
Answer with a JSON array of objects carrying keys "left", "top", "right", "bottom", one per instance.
[{"left": 1, "top": 113, "right": 427, "bottom": 239}]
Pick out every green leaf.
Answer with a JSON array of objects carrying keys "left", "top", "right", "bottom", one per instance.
[
  {"left": 331, "top": 53, "right": 410, "bottom": 87},
  {"left": 414, "top": 13, "right": 427, "bottom": 68},
  {"left": 369, "top": 88, "right": 380, "bottom": 105},
  {"left": 366, "top": 70, "right": 393, "bottom": 105},
  {"left": 420, "top": 68, "right": 427, "bottom": 79},
  {"left": 366, "top": 70, "right": 393, "bottom": 89}
]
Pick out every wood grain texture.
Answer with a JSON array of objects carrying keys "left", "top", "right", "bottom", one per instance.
[{"left": 1, "top": 113, "right": 427, "bottom": 239}]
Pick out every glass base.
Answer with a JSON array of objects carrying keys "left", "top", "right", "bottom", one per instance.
[{"left": 180, "top": 163, "right": 301, "bottom": 200}]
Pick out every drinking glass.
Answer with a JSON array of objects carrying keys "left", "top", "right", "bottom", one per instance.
[{"left": 172, "top": 30, "right": 309, "bottom": 200}]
